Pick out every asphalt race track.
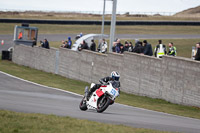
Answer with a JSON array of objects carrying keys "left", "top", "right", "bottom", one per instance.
[{"left": 0, "top": 71, "right": 200, "bottom": 133}]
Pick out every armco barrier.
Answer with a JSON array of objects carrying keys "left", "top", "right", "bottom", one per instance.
[{"left": 13, "top": 44, "right": 200, "bottom": 107}]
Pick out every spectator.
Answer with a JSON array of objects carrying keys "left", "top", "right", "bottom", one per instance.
[
  {"left": 119, "top": 44, "right": 124, "bottom": 54},
  {"left": 143, "top": 40, "right": 153, "bottom": 56},
  {"left": 195, "top": 42, "right": 200, "bottom": 61},
  {"left": 32, "top": 38, "right": 36, "bottom": 47},
  {"left": 60, "top": 40, "right": 65, "bottom": 48},
  {"left": 133, "top": 41, "right": 143, "bottom": 53},
  {"left": 41, "top": 39, "right": 50, "bottom": 49},
  {"left": 124, "top": 41, "right": 129, "bottom": 51},
  {"left": 128, "top": 42, "right": 134, "bottom": 52},
  {"left": 167, "top": 42, "right": 177, "bottom": 56},
  {"left": 98, "top": 39, "right": 107, "bottom": 53},
  {"left": 154, "top": 40, "right": 166, "bottom": 58},
  {"left": 40, "top": 40, "right": 44, "bottom": 47},
  {"left": 112, "top": 43, "right": 116, "bottom": 52},
  {"left": 78, "top": 40, "right": 88, "bottom": 51},
  {"left": 113, "top": 39, "right": 123, "bottom": 53},
  {"left": 90, "top": 39, "right": 96, "bottom": 52},
  {"left": 64, "top": 41, "right": 69, "bottom": 48},
  {"left": 67, "top": 37, "right": 72, "bottom": 49}
]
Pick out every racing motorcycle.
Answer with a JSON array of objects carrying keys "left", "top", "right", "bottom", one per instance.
[{"left": 79, "top": 81, "right": 120, "bottom": 113}]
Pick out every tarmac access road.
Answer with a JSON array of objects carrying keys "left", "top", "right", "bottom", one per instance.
[
  {"left": 0, "top": 71, "right": 200, "bottom": 133},
  {"left": 0, "top": 34, "right": 200, "bottom": 52}
]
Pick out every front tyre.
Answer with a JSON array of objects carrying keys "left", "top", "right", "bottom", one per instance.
[
  {"left": 79, "top": 97, "right": 88, "bottom": 111},
  {"left": 97, "top": 96, "right": 111, "bottom": 113}
]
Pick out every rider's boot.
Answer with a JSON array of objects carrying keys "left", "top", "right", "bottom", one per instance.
[{"left": 86, "top": 90, "right": 92, "bottom": 101}]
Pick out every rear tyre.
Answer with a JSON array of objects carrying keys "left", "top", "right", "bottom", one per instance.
[
  {"left": 97, "top": 96, "right": 111, "bottom": 113},
  {"left": 79, "top": 97, "right": 88, "bottom": 111}
]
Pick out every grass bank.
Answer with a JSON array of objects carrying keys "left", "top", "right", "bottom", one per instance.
[
  {"left": 0, "top": 59, "right": 200, "bottom": 119},
  {"left": 1, "top": 12, "right": 200, "bottom": 21},
  {"left": 0, "top": 110, "right": 173, "bottom": 133}
]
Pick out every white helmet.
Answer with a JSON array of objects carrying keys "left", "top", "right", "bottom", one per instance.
[{"left": 111, "top": 71, "right": 120, "bottom": 81}]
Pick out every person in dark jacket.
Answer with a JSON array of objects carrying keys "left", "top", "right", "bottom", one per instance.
[
  {"left": 143, "top": 40, "right": 153, "bottom": 56},
  {"left": 124, "top": 41, "right": 129, "bottom": 51},
  {"left": 42, "top": 39, "right": 50, "bottom": 49},
  {"left": 133, "top": 41, "right": 143, "bottom": 53},
  {"left": 90, "top": 39, "right": 96, "bottom": 52},
  {"left": 119, "top": 44, "right": 125, "bottom": 54},
  {"left": 78, "top": 40, "right": 88, "bottom": 51},
  {"left": 195, "top": 43, "right": 200, "bottom": 61}
]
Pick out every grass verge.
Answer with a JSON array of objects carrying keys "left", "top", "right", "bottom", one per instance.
[
  {"left": 1, "top": 23, "right": 200, "bottom": 35},
  {"left": 0, "top": 60, "right": 200, "bottom": 119},
  {"left": 0, "top": 110, "right": 173, "bottom": 133}
]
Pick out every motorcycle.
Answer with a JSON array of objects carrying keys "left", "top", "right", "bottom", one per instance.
[{"left": 79, "top": 81, "right": 120, "bottom": 113}]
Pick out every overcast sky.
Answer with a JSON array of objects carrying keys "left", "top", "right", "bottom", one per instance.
[{"left": 1, "top": 0, "right": 200, "bottom": 14}]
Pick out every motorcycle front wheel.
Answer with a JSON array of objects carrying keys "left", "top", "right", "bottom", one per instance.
[
  {"left": 79, "top": 97, "right": 88, "bottom": 111},
  {"left": 96, "top": 95, "right": 111, "bottom": 113}
]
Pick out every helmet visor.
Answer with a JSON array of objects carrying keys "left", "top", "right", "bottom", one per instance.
[{"left": 114, "top": 77, "right": 119, "bottom": 81}]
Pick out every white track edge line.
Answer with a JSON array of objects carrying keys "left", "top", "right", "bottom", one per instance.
[{"left": 0, "top": 71, "right": 83, "bottom": 97}]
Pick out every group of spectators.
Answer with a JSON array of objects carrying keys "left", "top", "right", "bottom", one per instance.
[
  {"left": 60, "top": 37, "right": 72, "bottom": 49},
  {"left": 38, "top": 36, "right": 200, "bottom": 61},
  {"left": 111, "top": 39, "right": 177, "bottom": 58}
]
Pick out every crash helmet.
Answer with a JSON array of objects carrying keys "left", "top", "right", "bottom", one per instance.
[{"left": 111, "top": 71, "right": 120, "bottom": 81}]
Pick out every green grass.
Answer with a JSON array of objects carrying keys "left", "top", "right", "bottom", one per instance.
[
  {"left": 1, "top": 23, "right": 200, "bottom": 35},
  {"left": 0, "top": 60, "right": 200, "bottom": 119},
  {"left": 0, "top": 110, "right": 173, "bottom": 133}
]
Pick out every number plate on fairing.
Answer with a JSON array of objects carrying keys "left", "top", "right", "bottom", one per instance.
[{"left": 110, "top": 89, "right": 116, "bottom": 96}]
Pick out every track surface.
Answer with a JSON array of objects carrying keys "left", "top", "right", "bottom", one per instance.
[
  {"left": 0, "top": 72, "right": 200, "bottom": 133},
  {"left": 0, "top": 34, "right": 199, "bottom": 52}
]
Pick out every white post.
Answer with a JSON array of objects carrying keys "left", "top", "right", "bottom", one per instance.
[
  {"left": 109, "top": 0, "right": 117, "bottom": 52},
  {"left": 101, "top": 0, "right": 106, "bottom": 37}
]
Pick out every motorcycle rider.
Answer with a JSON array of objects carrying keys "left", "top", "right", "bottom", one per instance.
[{"left": 86, "top": 71, "right": 120, "bottom": 100}]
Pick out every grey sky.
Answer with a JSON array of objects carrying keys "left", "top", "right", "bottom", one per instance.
[{"left": 1, "top": 0, "right": 200, "bottom": 13}]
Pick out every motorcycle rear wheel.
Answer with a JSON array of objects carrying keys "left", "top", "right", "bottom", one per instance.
[
  {"left": 97, "top": 96, "right": 111, "bottom": 113},
  {"left": 79, "top": 97, "right": 88, "bottom": 111}
]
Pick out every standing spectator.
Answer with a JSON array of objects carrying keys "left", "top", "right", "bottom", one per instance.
[
  {"left": 128, "top": 42, "right": 134, "bottom": 52},
  {"left": 195, "top": 42, "right": 200, "bottom": 61},
  {"left": 133, "top": 41, "right": 143, "bottom": 54},
  {"left": 41, "top": 39, "right": 50, "bottom": 49},
  {"left": 78, "top": 40, "right": 88, "bottom": 51},
  {"left": 112, "top": 43, "right": 116, "bottom": 52},
  {"left": 143, "top": 40, "right": 153, "bottom": 56},
  {"left": 167, "top": 42, "right": 177, "bottom": 56},
  {"left": 124, "top": 41, "right": 129, "bottom": 51},
  {"left": 113, "top": 39, "right": 123, "bottom": 53},
  {"left": 67, "top": 37, "right": 72, "bottom": 49},
  {"left": 119, "top": 44, "right": 124, "bottom": 54},
  {"left": 60, "top": 40, "right": 65, "bottom": 48},
  {"left": 98, "top": 39, "right": 107, "bottom": 53},
  {"left": 90, "top": 39, "right": 96, "bottom": 52},
  {"left": 154, "top": 40, "right": 166, "bottom": 58}
]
